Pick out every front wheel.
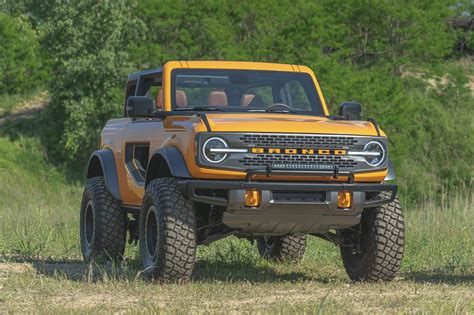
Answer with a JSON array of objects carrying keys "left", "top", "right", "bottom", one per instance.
[
  {"left": 139, "top": 178, "right": 197, "bottom": 282},
  {"left": 340, "top": 193, "right": 405, "bottom": 282},
  {"left": 257, "top": 235, "right": 307, "bottom": 262}
]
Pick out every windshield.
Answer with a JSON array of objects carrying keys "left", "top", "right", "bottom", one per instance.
[{"left": 170, "top": 69, "right": 324, "bottom": 115}]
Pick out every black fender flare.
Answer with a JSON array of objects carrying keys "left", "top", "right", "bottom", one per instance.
[
  {"left": 86, "top": 149, "right": 121, "bottom": 201},
  {"left": 384, "top": 159, "right": 396, "bottom": 181},
  {"left": 145, "top": 146, "right": 191, "bottom": 187}
]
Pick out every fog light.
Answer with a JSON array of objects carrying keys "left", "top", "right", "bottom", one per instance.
[
  {"left": 337, "top": 191, "right": 352, "bottom": 208},
  {"left": 245, "top": 189, "right": 261, "bottom": 207}
]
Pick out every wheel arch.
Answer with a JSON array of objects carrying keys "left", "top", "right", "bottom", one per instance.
[
  {"left": 86, "top": 149, "right": 121, "bottom": 201},
  {"left": 145, "top": 146, "right": 191, "bottom": 188}
]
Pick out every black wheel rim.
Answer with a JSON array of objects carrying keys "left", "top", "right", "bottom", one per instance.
[
  {"left": 263, "top": 236, "right": 276, "bottom": 249},
  {"left": 145, "top": 205, "right": 158, "bottom": 258},
  {"left": 344, "top": 212, "right": 371, "bottom": 256},
  {"left": 84, "top": 200, "right": 94, "bottom": 246}
]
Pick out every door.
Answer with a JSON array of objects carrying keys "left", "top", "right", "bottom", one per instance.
[{"left": 120, "top": 71, "right": 164, "bottom": 206}]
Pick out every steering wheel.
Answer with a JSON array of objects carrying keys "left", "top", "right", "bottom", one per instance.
[{"left": 266, "top": 103, "right": 292, "bottom": 111}]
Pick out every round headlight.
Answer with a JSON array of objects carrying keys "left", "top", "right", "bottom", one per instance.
[
  {"left": 202, "top": 137, "right": 229, "bottom": 163},
  {"left": 363, "top": 141, "right": 386, "bottom": 167}
]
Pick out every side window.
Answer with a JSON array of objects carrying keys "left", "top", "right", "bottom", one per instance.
[
  {"left": 124, "top": 81, "right": 137, "bottom": 117},
  {"left": 279, "top": 80, "right": 312, "bottom": 110},
  {"left": 125, "top": 81, "right": 137, "bottom": 104},
  {"left": 139, "top": 75, "right": 163, "bottom": 110},
  {"left": 245, "top": 85, "right": 273, "bottom": 107}
]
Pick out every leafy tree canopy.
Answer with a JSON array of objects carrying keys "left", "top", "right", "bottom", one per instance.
[{"left": 39, "top": 0, "right": 143, "bottom": 161}]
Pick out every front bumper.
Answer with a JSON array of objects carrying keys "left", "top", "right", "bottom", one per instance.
[{"left": 178, "top": 177, "right": 397, "bottom": 234}]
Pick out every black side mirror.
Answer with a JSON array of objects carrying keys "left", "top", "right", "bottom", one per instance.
[
  {"left": 339, "top": 102, "right": 362, "bottom": 120},
  {"left": 126, "top": 96, "right": 155, "bottom": 118}
]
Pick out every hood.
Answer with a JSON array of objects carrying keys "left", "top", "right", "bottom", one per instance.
[{"left": 204, "top": 113, "right": 383, "bottom": 137}]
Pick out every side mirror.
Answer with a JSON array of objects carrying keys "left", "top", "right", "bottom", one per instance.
[
  {"left": 338, "top": 102, "right": 362, "bottom": 120},
  {"left": 126, "top": 96, "right": 155, "bottom": 118}
]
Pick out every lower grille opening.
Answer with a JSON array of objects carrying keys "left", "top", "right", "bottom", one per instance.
[{"left": 273, "top": 192, "right": 325, "bottom": 203}]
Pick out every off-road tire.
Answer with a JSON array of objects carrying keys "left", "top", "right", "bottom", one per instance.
[
  {"left": 340, "top": 192, "right": 404, "bottom": 282},
  {"left": 139, "top": 178, "right": 196, "bottom": 282},
  {"left": 80, "top": 177, "right": 127, "bottom": 262},
  {"left": 257, "top": 235, "right": 307, "bottom": 262}
]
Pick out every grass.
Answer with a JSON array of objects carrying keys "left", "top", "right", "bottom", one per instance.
[
  {"left": 0, "top": 135, "right": 472, "bottom": 313},
  {"left": 0, "top": 137, "right": 81, "bottom": 258}
]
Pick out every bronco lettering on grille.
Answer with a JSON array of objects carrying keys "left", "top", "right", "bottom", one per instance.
[{"left": 250, "top": 147, "right": 347, "bottom": 155}]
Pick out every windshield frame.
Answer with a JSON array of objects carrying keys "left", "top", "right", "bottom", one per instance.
[{"left": 170, "top": 68, "right": 325, "bottom": 116}]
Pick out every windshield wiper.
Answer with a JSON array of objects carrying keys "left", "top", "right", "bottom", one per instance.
[{"left": 175, "top": 106, "right": 225, "bottom": 112}]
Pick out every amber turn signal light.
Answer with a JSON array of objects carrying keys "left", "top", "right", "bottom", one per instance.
[
  {"left": 245, "top": 189, "right": 261, "bottom": 207},
  {"left": 337, "top": 191, "right": 352, "bottom": 208}
]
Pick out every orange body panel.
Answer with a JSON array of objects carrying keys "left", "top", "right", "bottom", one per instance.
[{"left": 103, "top": 61, "right": 389, "bottom": 206}]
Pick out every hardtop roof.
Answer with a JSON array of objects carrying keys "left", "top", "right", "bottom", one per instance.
[
  {"left": 127, "top": 67, "right": 163, "bottom": 81},
  {"left": 127, "top": 61, "right": 309, "bottom": 81}
]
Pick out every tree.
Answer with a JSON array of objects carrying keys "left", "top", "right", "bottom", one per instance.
[{"left": 40, "top": 1, "right": 143, "bottom": 162}]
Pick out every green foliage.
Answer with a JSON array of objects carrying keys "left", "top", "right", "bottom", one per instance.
[
  {"left": 134, "top": 0, "right": 472, "bottom": 197},
  {"left": 1, "top": 0, "right": 472, "bottom": 198},
  {"left": 39, "top": 1, "right": 143, "bottom": 162},
  {"left": 135, "top": 0, "right": 457, "bottom": 69},
  {"left": 355, "top": 68, "right": 473, "bottom": 200},
  {"left": 0, "top": 13, "right": 45, "bottom": 94}
]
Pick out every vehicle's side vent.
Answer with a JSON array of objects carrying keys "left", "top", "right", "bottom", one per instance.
[{"left": 125, "top": 143, "right": 150, "bottom": 184}]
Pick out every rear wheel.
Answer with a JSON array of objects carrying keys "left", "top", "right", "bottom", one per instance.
[
  {"left": 340, "top": 193, "right": 405, "bottom": 282},
  {"left": 139, "top": 178, "right": 197, "bottom": 282},
  {"left": 257, "top": 235, "right": 307, "bottom": 262},
  {"left": 80, "top": 177, "right": 127, "bottom": 262}
]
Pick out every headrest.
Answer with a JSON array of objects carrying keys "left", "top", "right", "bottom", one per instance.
[
  {"left": 208, "top": 91, "right": 228, "bottom": 106},
  {"left": 155, "top": 89, "right": 163, "bottom": 109},
  {"left": 240, "top": 94, "right": 256, "bottom": 107},
  {"left": 176, "top": 90, "right": 187, "bottom": 108}
]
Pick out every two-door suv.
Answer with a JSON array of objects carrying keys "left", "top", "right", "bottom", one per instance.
[{"left": 80, "top": 61, "right": 404, "bottom": 282}]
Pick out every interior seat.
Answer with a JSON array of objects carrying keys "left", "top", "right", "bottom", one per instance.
[
  {"left": 247, "top": 94, "right": 264, "bottom": 107},
  {"left": 156, "top": 89, "right": 188, "bottom": 108},
  {"left": 240, "top": 94, "right": 256, "bottom": 107},
  {"left": 155, "top": 89, "right": 163, "bottom": 109},
  {"left": 176, "top": 89, "right": 187, "bottom": 107},
  {"left": 208, "top": 91, "right": 228, "bottom": 106}
]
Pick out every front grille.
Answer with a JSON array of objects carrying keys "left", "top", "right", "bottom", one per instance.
[
  {"left": 240, "top": 154, "right": 357, "bottom": 168},
  {"left": 197, "top": 132, "right": 387, "bottom": 173},
  {"left": 239, "top": 134, "right": 357, "bottom": 148}
]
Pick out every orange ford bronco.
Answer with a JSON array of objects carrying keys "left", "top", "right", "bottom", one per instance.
[{"left": 80, "top": 61, "right": 404, "bottom": 282}]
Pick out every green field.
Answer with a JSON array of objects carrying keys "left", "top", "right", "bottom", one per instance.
[{"left": 0, "top": 134, "right": 472, "bottom": 313}]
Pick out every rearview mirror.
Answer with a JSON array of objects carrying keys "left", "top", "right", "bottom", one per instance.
[
  {"left": 126, "top": 96, "right": 155, "bottom": 118},
  {"left": 339, "top": 102, "right": 361, "bottom": 120}
]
